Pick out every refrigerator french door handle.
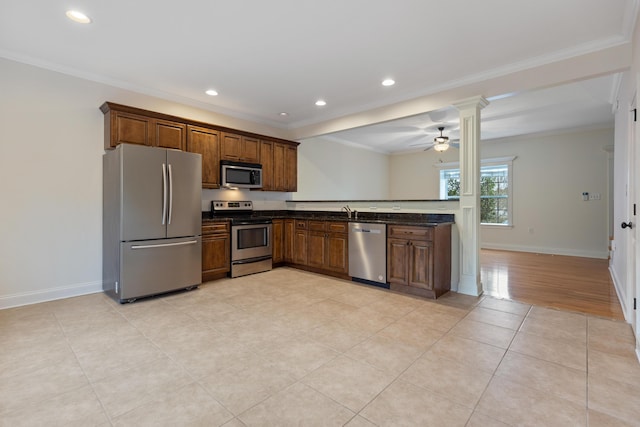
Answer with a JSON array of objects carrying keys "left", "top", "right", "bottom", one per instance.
[
  {"left": 162, "top": 163, "right": 168, "bottom": 225},
  {"left": 130, "top": 240, "right": 198, "bottom": 250},
  {"left": 168, "top": 164, "right": 173, "bottom": 224}
]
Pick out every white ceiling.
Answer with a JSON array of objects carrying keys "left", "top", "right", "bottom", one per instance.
[
  {"left": 325, "top": 74, "right": 620, "bottom": 153},
  {"left": 0, "top": 0, "right": 637, "bottom": 152}
]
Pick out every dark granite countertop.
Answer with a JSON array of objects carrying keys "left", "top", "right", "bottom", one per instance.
[{"left": 202, "top": 210, "right": 454, "bottom": 227}]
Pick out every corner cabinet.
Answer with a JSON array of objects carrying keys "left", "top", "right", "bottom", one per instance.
[{"left": 387, "top": 224, "right": 451, "bottom": 299}]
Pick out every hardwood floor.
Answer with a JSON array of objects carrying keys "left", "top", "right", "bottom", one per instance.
[{"left": 480, "top": 249, "right": 625, "bottom": 320}]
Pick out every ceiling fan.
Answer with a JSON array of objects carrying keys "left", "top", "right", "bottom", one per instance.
[{"left": 408, "top": 126, "right": 459, "bottom": 151}]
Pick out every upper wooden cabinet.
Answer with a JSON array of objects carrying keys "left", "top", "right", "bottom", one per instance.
[
  {"left": 101, "top": 107, "right": 186, "bottom": 150},
  {"left": 273, "top": 142, "right": 297, "bottom": 192},
  {"left": 186, "top": 125, "right": 220, "bottom": 189},
  {"left": 154, "top": 119, "right": 186, "bottom": 150},
  {"left": 221, "top": 133, "right": 260, "bottom": 163},
  {"left": 100, "top": 102, "right": 298, "bottom": 191},
  {"left": 259, "top": 140, "right": 274, "bottom": 191}
]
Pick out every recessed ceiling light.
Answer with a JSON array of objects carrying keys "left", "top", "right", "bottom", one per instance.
[
  {"left": 65, "top": 10, "right": 91, "bottom": 24},
  {"left": 382, "top": 79, "right": 395, "bottom": 87},
  {"left": 279, "top": 112, "right": 289, "bottom": 116},
  {"left": 315, "top": 100, "right": 327, "bottom": 106},
  {"left": 205, "top": 89, "right": 218, "bottom": 96}
]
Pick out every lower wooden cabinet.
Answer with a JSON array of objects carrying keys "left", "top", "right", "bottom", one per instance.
[
  {"left": 292, "top": 220, "right": 308, "bottom": 265},
  {"left": 283, "top": 219, "right": 295, "bottom": 262},
  {"left": 307, "top": 221, "right": 348, "bottom": 274},
  {"left": 202, "top": 221, "right": 230, "bottom": 281},
  {"left": 272, "top": 219, "right": 284, "bottom": 263},
  {"left": 387, "top": 224, "right": 451, "bottom": 299},
  {"left": 282, "top": 219, "right": 348, "bottom": 276}
]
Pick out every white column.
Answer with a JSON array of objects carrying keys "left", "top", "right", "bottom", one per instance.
[{"left": 454, "top": 96, "right": 489, "bottom": 296}]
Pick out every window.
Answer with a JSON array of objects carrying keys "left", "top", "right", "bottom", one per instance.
[{"left": 439, "top": 158, "right": 514, "bottom": 226}]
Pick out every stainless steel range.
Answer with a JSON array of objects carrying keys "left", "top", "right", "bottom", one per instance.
[{"left": 211, "top": 201, "right": 272, "bottom": 278}]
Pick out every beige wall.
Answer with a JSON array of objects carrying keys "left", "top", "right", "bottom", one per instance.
[
  {"left": 294, "top": 137, "right": 390, "bottom": 200},
  {"left": 390, "top": 128, "right": 612, "bottom": 258},
  {"left": 0, "top": 58, "right": 289, "bottom": 308}
]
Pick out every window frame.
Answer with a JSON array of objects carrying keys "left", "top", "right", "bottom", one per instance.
[{"left": 437, "top": 156, "right": 515, "bottom": 227}]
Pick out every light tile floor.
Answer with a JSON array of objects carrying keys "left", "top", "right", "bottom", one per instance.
[{"left": 1, "top": 268, "right": 639, "bottom": 426}]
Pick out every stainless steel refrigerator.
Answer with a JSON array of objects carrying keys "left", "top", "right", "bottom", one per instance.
[{"left": 103, "top": 143, "right": 202, "bottom": 303}]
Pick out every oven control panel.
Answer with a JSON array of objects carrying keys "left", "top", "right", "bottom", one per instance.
[{"left": 211, "top": 200, "right": 253, "bottom": 212}]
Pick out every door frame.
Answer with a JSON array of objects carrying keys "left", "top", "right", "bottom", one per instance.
[{"left": 632, "top": 83, "right": 640, "bottom": 358}]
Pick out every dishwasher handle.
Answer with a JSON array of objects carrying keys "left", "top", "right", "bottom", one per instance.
[{"left": 352, "top": 227, "right": 382, "bottom": 234}]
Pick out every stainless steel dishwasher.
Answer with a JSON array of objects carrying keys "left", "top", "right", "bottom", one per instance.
[{"left": 348, "top": 222, "right": 387, "bottom": 286}]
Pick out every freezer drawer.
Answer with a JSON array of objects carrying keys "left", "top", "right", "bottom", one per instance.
[{"left": 118, "top": 237, "right": 202, "bottom": 302}]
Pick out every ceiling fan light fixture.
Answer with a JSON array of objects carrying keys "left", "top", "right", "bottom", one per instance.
[
  {"left": 433, "top": 143, "right": 449, "bottom": 152},
  {"left": 434, "top": 136, "right": 448, "bottom": 143}
]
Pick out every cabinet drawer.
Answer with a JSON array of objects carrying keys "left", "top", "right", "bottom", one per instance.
[
  {"left": 295, "top": 220, "right": 308, "bottom": 230},
  {"left": 388, "top": 225, "right": 433, "bottom": 241},
  {"left": 202, "top": 222, "right": 229, "bottom": 235},
  {"left": 308, "top": 220, "right": 325, "bottom": 231},
  {"left": 327, "top": 221, "right": 348, "bottom": 233}
]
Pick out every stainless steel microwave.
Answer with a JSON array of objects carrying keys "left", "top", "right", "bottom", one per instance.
[{"left": 220, "top": 160, "right": 262, "bottom": 189}]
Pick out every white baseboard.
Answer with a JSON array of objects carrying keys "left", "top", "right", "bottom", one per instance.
[
  {"left": 481, "top": 243, "right": 608, "bottom": 259},
  {"left": 0, "top": 280, "right": 103, "bottom": 310},
  {"left": 609, "top": 266, "right": 631, "bottom": 323}
]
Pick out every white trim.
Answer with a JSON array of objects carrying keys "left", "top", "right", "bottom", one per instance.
[
  {"left": 0, "top": 281, "right": 103, "bottom": 310},
  {"left": 481, "top": 242, "right": 609, "bottom": 260},
  {"left": 435, "top": 156, "right": 517, "bottom": 169},
  {"left": 609, "top": 266, "right": 631, "bottom": 323}
]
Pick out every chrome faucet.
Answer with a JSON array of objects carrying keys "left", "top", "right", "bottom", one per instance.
[{"left": 342, "top": 205, "right": 352, "bottom": 219}]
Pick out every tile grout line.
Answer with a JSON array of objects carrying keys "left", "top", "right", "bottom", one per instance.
[{"left": 52, "top": 309, "right": 115, "bottom": 426}]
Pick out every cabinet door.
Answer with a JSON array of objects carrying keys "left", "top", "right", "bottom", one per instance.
[
  {"left": 387, "top": 238, "right": 409, "bottom": 285},
  {"left": 187, "top": 125, "right": 220, "bottom": 188},
  {"left": 307, "top": 231, "right": 326, "bottom": 268},
  {"left": 202, "top": 234, "right": 230, "bottom": 278},
  {"left": 408, "top": 240, "right": 434, "bottom": 289},
  {"left": 272, "top": 219, "right": 284, "bottom": 263},
  {"left": 260, "top": 140, "right": 274, "bottom": 191},
  {"left": 155, "top": 119, "right": 186, "bottom": 150},
  {"left": 221, "top": 132, "right": 242, "bottom": 161},
  {"left": 326, "top": 232, "right": 348, "bottom": 273},
  {"left": 285, "top": 144, "right": 298, "bottom": 192},
  {"left": 293, "top": 230, "right": 308, "bottom": 265},
  {"left": 273, "top": 142, "right": 286, "bottom": 191},
  {"left": 111, "top": 111, "right": 152, "bottom": 148},
  {"left": 284, "top": 219, "right": 295, "bottom": 262},
  {"left": 241, "top": 136, "right": 260, "bottom": 163}
]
